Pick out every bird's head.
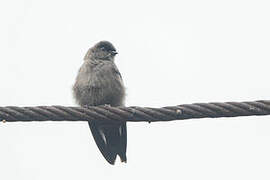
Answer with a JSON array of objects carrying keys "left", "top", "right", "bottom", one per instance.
[{"left": 85, "top": 41, "right": 118, "bottom": 61}]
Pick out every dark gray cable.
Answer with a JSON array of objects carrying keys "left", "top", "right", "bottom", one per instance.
[{"left": 0, "top": 100, "right": 269, "bottom": 123}]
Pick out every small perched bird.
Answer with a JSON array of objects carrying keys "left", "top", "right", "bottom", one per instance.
[{"left": 72, "top": 41, "right": 127, "bottom": 165}]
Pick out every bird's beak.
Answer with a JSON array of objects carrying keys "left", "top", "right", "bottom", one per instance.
[{"left": 111, "top": 51, "right": 118, "bottom": 56}]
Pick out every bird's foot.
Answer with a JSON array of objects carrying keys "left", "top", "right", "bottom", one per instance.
[{"left": 83, "top": 105, "right": 91, "bottom": 109}]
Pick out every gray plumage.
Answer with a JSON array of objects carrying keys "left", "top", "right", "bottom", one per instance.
[{"left": 72, "top": 41, "right": 127, "bottom": 165}]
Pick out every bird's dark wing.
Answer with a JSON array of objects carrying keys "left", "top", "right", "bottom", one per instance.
[
  {"left": 88, "top": 120, "right": 127, "bottom": 165},
  {"left": 113, "top": 68, "right": 122, "bottom": 79}
]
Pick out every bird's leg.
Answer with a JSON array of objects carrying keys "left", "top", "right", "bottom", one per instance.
[{"left": 83, "top": 105, "right": 91, "bottom": 108}]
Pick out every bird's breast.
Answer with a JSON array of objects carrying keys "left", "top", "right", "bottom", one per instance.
[{"left": 73, "top": 62, "right": 125, "bottom": 107}]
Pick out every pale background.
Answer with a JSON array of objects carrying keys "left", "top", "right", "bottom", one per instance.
[{"left": 0, "top": 0, "right": 270, "bottom": 179}]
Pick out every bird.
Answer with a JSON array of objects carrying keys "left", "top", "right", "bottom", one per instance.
[{"left": 72, "top": 41, "right": 127, "bottom": 165}]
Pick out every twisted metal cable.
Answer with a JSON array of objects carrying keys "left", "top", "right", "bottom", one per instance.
[{"left": 0, "top": 100, "right": 270, "bottom": 123}]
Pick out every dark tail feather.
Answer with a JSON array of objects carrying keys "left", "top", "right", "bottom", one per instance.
[
  {"left": 118, "top": 123, "right": 127, "bottom": 162},
  {"left": 88, "top": 120, "right": 127, "bottom": 165}
]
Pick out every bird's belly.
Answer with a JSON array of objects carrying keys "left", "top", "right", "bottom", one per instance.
[{"left": 80, "top": 78, "right": 124, "bottom": 107}]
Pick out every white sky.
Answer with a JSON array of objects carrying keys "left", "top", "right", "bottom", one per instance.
[{"left": 1, "top": 0, "right": 270, "bottom": 179}]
